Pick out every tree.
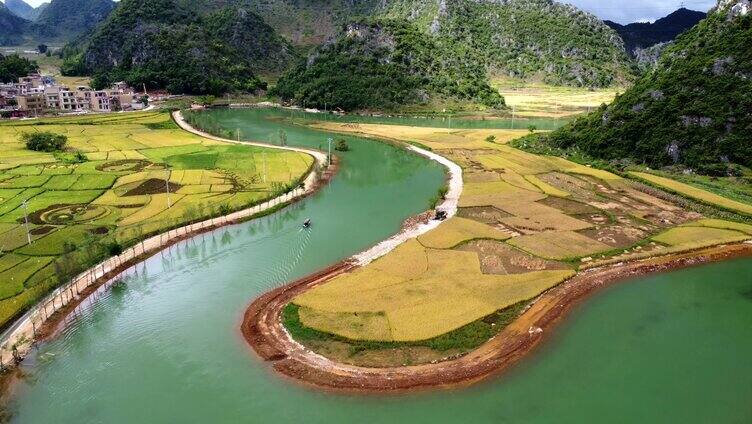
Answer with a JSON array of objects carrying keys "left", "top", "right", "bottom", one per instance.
[
  {"left": 528, "top": 125, "right": 537, "bottom": 134},
  {"left": 22, "top": 132, "right": 68, "bottom": 152},
  {"left": 485, "top": 135, "right": 496, "bottom": 143},
  {"left": 37, "top": 44, "right": 48, "bottom": 54},
  {"left": 0, "top": 54, "right": 39, "bottom": 83}
]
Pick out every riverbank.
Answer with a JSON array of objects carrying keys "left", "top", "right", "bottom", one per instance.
[
  {"left": 0, "top": 111, "right": 332, "bottom": 372},
  {"left": 243, "top": 242, "right": 752, "bottom": 393},
  {"left": 240, "top": 119, "right": 752, "bottom": 392}
]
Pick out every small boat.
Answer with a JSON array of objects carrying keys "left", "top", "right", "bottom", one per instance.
[{"left": 303, "top": 219, "right": 312, "bottom": 228}]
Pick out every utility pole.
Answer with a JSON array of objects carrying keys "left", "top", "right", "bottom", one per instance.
[
  {"left": 327, "top": 138, "right": 332, "bottom": 167},
  {"left": 22, "top": 200, "right": 31, "bottom": 245},
  {"left": 237, "top": 128, "right": 240, "bottom": 142},
  {"left": 165, "top": 169, "right": 172, "bottom": 208},
  {"left": 512, "top": 105, "right": 516, "bottom": 129},
  {"left": 263, "top": 152, "right": 267, "bottom": 183}
]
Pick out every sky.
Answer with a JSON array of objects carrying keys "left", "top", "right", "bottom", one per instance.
[
  {"left": 563, "top": 0, "right": 716, "bottom": 23},
  {"left": 18, "top": 0, "right": 718, "bottom": 24}
]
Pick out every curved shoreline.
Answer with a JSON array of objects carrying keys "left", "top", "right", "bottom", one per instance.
[
  {"left": 0, "top": 111, "right": 333, "bottom": 369},
  {"left": 243, "top": 242, "right": 752, "bottom": 393}
]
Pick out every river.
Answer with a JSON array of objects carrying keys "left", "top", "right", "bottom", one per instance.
[{"left": 5, "top": 109, "right": 751, "bottom": 423}]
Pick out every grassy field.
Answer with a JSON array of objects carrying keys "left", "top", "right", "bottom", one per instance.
[
  {"left": 0, "top": 112, "right": 313, "bottom": 327},
  {"left": 286, "top": 121, "right": 752, "bottom": 363}
]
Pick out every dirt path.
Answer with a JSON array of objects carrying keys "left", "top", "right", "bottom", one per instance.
[{"left": 243, "top": 243, "right": 752, "bottom": 393}]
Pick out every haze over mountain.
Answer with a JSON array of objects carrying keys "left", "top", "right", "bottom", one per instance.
[
  {"left": 0, "top": 1, "right": 29, "bottom": 45},
  {"left": 5, "top": 0, "right": 39, "bottom": 20},
  {"left": 546, "top": 0, "right": 751, "bottom": 174}
]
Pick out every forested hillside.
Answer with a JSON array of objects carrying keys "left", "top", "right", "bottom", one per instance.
[
  {"left": 382, "top": 0, "right": 635, "bottom": 87},
  {"left": 62, "top": 0, "right": 296, "bottom": 94},
  {"left": 249, "top": 0, "right": 636, "bottom": 88},
  {"left": 543, "top": 0, "right": 752, "bottom": 174},
  {"left": 34, "top": 0, "right": 115, "bottom": 40},
  {"left": 273, "top": 19, "right": 506, "bottom": 111}
]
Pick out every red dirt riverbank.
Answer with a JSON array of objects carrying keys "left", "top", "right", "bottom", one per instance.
[{"left": 242, "top": 243, "right": 752, "bottom": 393}]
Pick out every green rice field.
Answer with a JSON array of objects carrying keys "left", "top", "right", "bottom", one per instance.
[{"left": 0, "top": 112, "right": 313, "bottom": 327}]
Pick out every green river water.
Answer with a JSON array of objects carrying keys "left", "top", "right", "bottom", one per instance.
[{"left": 5, "top": 109, "right": 752, "bottom": 423}]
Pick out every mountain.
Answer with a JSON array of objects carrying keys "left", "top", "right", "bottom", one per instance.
[
  {"left": 64, "top": 0, "right": 296, "bottom": 94},
  {"left": 543, "top": 0, "right": 752, "bottom": 175},
  {"left": 249, "top": 0, "right": 635, "bottom": 88},
  {"left": 244, "top": 0, "right": 382, "bottom": 46},
  {"left": 5, "top": 0, "right": 35, "bottom": 20},
  {"left": 273, "top": 18, "right": 505, "bottom": 111},
  {"left": 34, "top": 0, "right": 116, "bottom": 40},
  {"left": 0, "top": 2, "right": 30, "bottom": 45},
  {"left": 606, "top": 8, "right": 707, "bottom": 55},
  {"left": 382, "top": 0, "right": 635, "bottom": 88}
]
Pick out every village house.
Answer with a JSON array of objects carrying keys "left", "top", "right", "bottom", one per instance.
[{"left": 5, "top": 76, "right": 145, "bottom": 116}]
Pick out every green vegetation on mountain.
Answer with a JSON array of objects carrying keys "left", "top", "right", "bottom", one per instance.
[
  {"left": 542, "top": 1, "right": 752, "bottom": 174},
  {"left": 273, "top": 19, "right": 505, "bottom": 111},
  {"left": 244, "top": 0, "right": 382, "bottom": 46},
  {"left": 0, "top": 53, "right": 38, "bottom": 82},
  {"left": 382, "top": 0, "right": 635, "bottom": 88},
  {"left": 249, "top": 0, "right": 635, "bottom": 88},
  {"left": 62, "top": 0, "right": 295, "bottom": 95},
  {"left": 34, "top": 0, "right": 115, "bottom": 40}
]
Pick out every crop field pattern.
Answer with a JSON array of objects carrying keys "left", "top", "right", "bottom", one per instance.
[
  {"left": 0, "top": 112, "right": 313, "bottom": 326},
  {"left": 290, "top": 122, "right": 752, "bottom": 363}
]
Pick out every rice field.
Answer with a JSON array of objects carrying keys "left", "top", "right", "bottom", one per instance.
[
  {"left": 289, "top": 122, "right": 752, "bottom": 350},
  {"left": 417, "top": 217, "right": 511, "bottom": 249},
  {"left": 491, "top": 77, "right": 619, "bottom": 118},
  {"left": 629, "top": 172, "right": 752, "bottom": 216},
  {"left": 0, "top": 112, "right": 314, "bottom": 327},
  {"left": 294, "top": 241, "right": 574, "bottom": 341}
]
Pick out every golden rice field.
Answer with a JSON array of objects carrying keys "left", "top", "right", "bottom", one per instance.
[
  {"left": 0, "top": 112, "right": 313, "bottom": 326},
  {"left": 491, "top": 77, "right": 619, "bottom": 118},
  {"left": 629, "top": 172, "right": 752, "bottom": 216},
  {"left": 290, "top": 122, "right": 752, "bottom": 347},
  {"left": 294, "top": 238, "right": 574, "bottom": 341}
]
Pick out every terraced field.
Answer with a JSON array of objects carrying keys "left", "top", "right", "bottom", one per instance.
[
  {"left": 285, "top": 122, "right": 752, "bottom": 367},
  {"left": 0, "top": 112, "right": 314, "bottom": 327}
]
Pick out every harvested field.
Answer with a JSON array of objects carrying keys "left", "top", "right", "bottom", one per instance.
[
  {"left": 457, "top": 240, "right": 570, "bottom": 274},
  {"left": 507, "top": 231, "right": 612, "bottom": 260}
]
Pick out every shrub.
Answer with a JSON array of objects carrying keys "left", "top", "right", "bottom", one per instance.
[
  {"left": 335, "top": 139, "right": 350, "bottom": 152},
  {"left": 22, "top": 132, "right": 68, "bottom": 152}
]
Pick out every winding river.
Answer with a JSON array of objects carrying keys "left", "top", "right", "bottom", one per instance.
[{"left": 5, "top": 109, "right": 752, "bottom": 423}]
